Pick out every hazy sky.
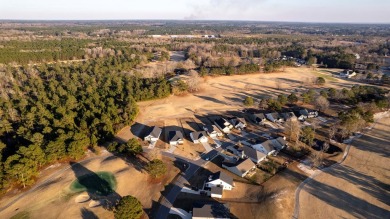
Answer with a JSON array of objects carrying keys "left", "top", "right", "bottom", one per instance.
[{"left": 1, "top": 0, "right": 389, "bottom": 23}]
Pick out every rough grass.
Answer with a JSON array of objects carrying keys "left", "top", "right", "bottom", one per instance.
[{"left": 10, "top": 211, "right": 30, "bottom": 219}]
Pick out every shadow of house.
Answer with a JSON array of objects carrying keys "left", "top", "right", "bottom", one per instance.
[
  {"left": 81, "top": 207, "right": 99, "bottom": 219},
  {"left": 131, "top": 122, "right": 151, "bottom": 139},
  {"left": 194, "top": 95, "right": 226, "bottom": 105},
  {"left": 69, "top": 161, "right": 121, "bottom": 210}
]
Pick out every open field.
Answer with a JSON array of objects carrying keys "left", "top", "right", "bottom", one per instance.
[
  {"left": 298, "top": 116, "right": 390, "bottom": 219},
  {"left": 136, "top": 67, "right": 362, "bottom": 123},
  {"left": 0, "top": 151, "right": 179, "bottom": 219}
]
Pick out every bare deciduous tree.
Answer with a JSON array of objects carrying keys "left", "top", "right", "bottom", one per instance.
[
  {"left": 315, "top": 95, "right": 330, "bottom": 112},
  {"left": 284, "top": 118, "right": 301, "bottom": 143},
  {"left": 187, "top": 70, "right": 201, "bottom": 93}
]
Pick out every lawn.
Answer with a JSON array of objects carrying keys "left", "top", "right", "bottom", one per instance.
[{"left": 70, "top": 171, "right": 117, "bottom": 196}]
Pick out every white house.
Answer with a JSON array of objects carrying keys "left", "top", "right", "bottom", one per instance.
[
  {"left": 272, "top": 136, "right": 288, "bottom": 151},
  {"left": 252, "top": 140, "right": 276, "bottom": 155},
  {"left": 144, "top": 126, "right": 162, "bottom": 142},
  {"left": 205, "top": 171, "right": 234, "bottom": 190},
  {"left": 190, "top": 131, "right": 208, "bottom": 144},
  {"left": 249, "top": 113, "right": 266, "bottom": 124},
  {"left": 265, "top": 112, "right": 284, "bottom": 123},
  {"left": 242, "top": 145, "right": 267, "bottom": 163},
  {"left": 222, "top": 158, "right": 256, "bottom": 177},
  {"left": 340, "top": 70, "right": 356, "bottom": 78},
  {"left": 214, "top": 118, "right": 232, "bottom": 134},
  {"left": 203, "top": 125, "right": 223, "bottom": 137},
  {"left": 169, "top": 131, "right": 184, "bottom": 146},
  {"left": 228, "top": 117, "right": 247, "bottom": 130}
]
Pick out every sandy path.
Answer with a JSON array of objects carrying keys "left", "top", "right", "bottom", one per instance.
[{"left": 298, "top": 116, "right": 390, "bottom": 219}]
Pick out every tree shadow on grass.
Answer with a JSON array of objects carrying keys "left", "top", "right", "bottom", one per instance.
[
  {"left": 70, "top": 162, "right": 121, "bottom": 210},
  {"left": 303, "top": 178, "right": 389, "bottom": 219},
  {"left": 80, "top": 207, "right": 99, "bottom": 219}
]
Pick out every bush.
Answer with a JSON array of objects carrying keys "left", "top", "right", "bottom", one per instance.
[
  {"left": 114, "top": 195, "right": 143, "bottom": 219},
  {"left": 147, "top": 159, "right": 167, "bottom": 178},
  {"left": 243, "top": 96, "right": 254, "bottom": 106},
  {"left": 316, "top": 77, "right": 326, "bottom": 85}
]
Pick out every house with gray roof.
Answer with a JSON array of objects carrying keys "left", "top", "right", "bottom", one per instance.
[
  {"left": 203, "top": 125, "right": 223, "bottom": 138},
  {"left": 190, "top": 131, "right": 208, "bottom": 144},
  {"left": 214, "top": 118, "right": 233, "bottom": 133},
  {"left": 272, "top": 136, "right": 288, "bottom": 150},
  {"left": 242, "top": 145, "right": 267, "bottom": 163},
  {"left": 222, "top": 158, "right": 256, "bottom": 177},
  {"left": 265, "top": 112, "right": 284, "bottom": 123},
  {"left": 249, "top": 113, "right": 266, "bottom": 124},
  {"left": 169, "top": 131, "right": 184, "bottom": 146},
  {"left": 252, "top": 140, "right": 276, "bottom": 155},
  {"left": 144, "top": 126, "right": 162, "bottom": 142},
  {"left": 192, "top": 204, "right": 230, "bottom": 219},
  {"left": 205, "top": 171, "right": 234, "bottom": 190}
]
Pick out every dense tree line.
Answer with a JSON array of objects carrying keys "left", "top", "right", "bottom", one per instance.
[{"left": 0, "top": 59, "right": 171, "bottom": 190}]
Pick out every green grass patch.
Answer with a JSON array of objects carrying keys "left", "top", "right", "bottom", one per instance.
[
  {"left": 314, "top": 70, "right": 338, "bottom": 82},
  {"left": 70, "top": 171, "right": 117, "bottom": 196}
]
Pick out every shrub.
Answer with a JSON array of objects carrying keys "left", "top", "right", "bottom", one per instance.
[
  {"left": 114, "top": 195, "right": 143, "bottom": 219},
  {"left": 243, "top": 96, "right": 254, "bottom": 106}
]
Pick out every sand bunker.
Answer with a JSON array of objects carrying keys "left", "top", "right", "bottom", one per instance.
[{"left": 75, "top": 194, "right": 91, "bottom": 203}]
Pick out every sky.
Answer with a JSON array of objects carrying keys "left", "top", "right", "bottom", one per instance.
[{"left": 0, "top": 0, "right": 389, "bottom": 23}]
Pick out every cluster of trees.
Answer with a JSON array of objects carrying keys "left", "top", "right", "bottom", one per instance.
[
  {"left": 114, "top": 195, "right": 143, "bottom": 219},
  {"left": 107, "top": 138, "right": 143, "bottom": 156},
  {"left": 0, "top": 60, "right": 171, "bottom": 190},
  {"left": 0, "top": 39, "right": 91, "bottom": 64}
]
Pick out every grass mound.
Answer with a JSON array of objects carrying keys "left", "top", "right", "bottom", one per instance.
[{"left": 70, "top": 171, "right": 117, "bottom": 196}]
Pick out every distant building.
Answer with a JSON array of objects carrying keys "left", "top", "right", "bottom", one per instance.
[
  {"left": 249, "top": 113, "right": 266, "bottom": 124},
  {"left": 214, "top": 118, "right": 233, "bottom": 134},
  {"left": 242, "top": 145, "right": 267, "bottom": 163},
  {"left": 340, "top": 70, "right": 356, "bottom": 78},
  {"left": 228, "top": 117, "right": 247, "bottom": 130}
]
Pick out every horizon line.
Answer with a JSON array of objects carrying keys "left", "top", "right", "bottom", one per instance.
[{"left": 0, "top": 19, "right": 389, "bottom": 25}]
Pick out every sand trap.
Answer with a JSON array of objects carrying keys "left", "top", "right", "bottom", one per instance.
[
  {"left": 75, "top": 194, "right": 90, "bottom": 203},
  {"left": 89, "top": 200, "right": 103, "bottom": 208}
]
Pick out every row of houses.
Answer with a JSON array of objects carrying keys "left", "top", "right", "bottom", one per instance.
[
  {"left": 249, "top": 109, "right": 318, "bottom": 124},
  {"left": 222, "top": 137, "right": 288, "bottom": 177}
]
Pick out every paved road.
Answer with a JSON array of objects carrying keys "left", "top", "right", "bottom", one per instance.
[{"left": 156, "top": 150, "right": 219, "bottom": 219}]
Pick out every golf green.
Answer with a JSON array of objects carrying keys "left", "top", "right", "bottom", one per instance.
[{"left": 70, "top": 171, "right": 117, "bottom": 196}]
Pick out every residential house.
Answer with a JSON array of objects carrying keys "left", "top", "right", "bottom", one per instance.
[
  {"left": 354, "top": 63, "right": 367, "bottom": 70},
  {"left": 205, "top": 171, "right": 234, "bottom": 190},
  {"left": 169, "top": 131, "right": 184, "bottom": 146},
  {"left": 280, "top": 112, "right": 297, "bottom": 121},
  {"left": 249, "top": 113, "right": 266, "bottom": 124},
  {"left": 210, "top": 187, "right": 223, "bottom": 198},
  {"left": 242, "top": 145, "right": 267, "bottom": 163},
  {"left": 190, "top": 131, "right": 208, "bottom": 144},
  {"left": 228, "top": 117, "right": 247, "bottom": 130},
  {"left": 203, "top": 125, "right": 223, "bottom": 138},
  {"left": 265, "top": 112, "right": 284, "bottom": 123},
  {"left": 226, "top": 146, "right": 245, "bottom": 159},
  {"left": 272, "top": 136, "right": 288, "bottom": 151},
  {"left": 308, "top": 110, "right": 319, "bottom": 118},
  {"left": 340, "top": 70, "right": 356, "bottom": 78},
  {"left": 192, "top": 204, "right": 230, "bottom": 219},
  {"left": 294, "top": 110, "right": 308, "bottom": 121},
  {"left": 144, "top": 126, "right": 162, "bottom": 142},
  {"left": 214, "top": 118, "right": 233, "bottom": 134},
  {"left": 222, "top": 158, "right": 256, "bottom": 177},
  {"left": 252, "top": 140, "right": 276, "bottom": 155}
]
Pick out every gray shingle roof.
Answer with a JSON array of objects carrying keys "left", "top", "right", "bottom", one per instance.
[
  {"left": 169, "top": 131, "right": 183, "bottom": 142},
  {"left": 208, "top": 171, "right": 233, "bottom": 186},
  {"left": 147, "top": 126, "right": 161, "bottom": 138},
  {"left": 193, "top": 204, "right": 230, "bottom": 218},
  {"left": 243, "top": 146, "right": 267, "bottom": 161},
  {"left": 191, "top": 131, "right": 207, "bottom": 140}
]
